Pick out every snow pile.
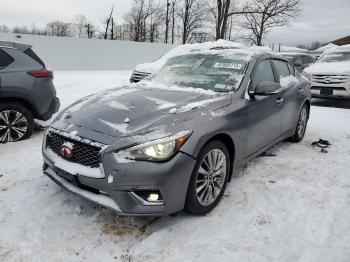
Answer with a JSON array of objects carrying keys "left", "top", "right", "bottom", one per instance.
[
  {"left": 136, "top": 80, "right": 217, "bottom": 95},
  {"left": 280, "top": 75, "right": 299, "bottom": 88}
]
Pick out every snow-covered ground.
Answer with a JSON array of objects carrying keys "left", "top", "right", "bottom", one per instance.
[{"left": 1, "top": 71, "right": 350, "bottom": 262}]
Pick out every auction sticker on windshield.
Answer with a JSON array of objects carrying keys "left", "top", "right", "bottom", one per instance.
[{"left": 214, "top": 62, "right": 242, "bottom": 70}]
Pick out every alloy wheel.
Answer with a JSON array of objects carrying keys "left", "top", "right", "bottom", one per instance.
[
  {"left": 0, "top": 110, "right": 28, "bottom": 142},
  {"left": 196, "top": 149, "right": 227, "bottom": 206},
  {"left": 297, "top": 106, "right": 308, "bottom": 138}
]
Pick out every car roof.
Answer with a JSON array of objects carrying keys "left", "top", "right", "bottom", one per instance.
[
  {"left": 0, "top": 41, "right": 31, "bottom": 51},
  {"left": 278, "top": 52, "right": 312, "bottom": 56}
]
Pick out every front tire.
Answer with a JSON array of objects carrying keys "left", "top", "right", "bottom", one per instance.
[
  {"left": 185, "top": 140, "right": 230, "bottom": 215},
  {"left": 0, "top": 103, "right": 34, "bottom": 143},
  {"left": 290, "top": 103, "right": 309, "bottom": 143}
]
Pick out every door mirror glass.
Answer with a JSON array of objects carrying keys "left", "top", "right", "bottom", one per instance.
[{"left": 253, "top": 81, "right": 281, "bottom": 96}]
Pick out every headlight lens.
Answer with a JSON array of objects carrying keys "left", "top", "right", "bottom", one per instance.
[{"left": 117, "top": 130, "right": 192, "bottom": 162}]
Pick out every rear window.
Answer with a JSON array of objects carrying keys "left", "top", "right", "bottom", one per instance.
[
  {"left": 0, "top": 49, "right": 14, "bottom": 69},
  {"left": 302, "top": 56, "right": 313, "bottom": 64},
  {"left": 24, "top": 48, "right": 45, "bottom": 67}
]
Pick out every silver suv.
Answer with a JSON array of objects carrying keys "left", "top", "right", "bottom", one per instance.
[
  {"left": 303, "top": 46, "right": 350, "bottom": 99},
  {"left": 0, "top": 41, "right": 60, "bottom": 143}
]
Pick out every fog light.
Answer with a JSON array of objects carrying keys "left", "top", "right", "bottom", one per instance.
[{"left": 147, "top": 193, "right": 159, "bottom": 202}]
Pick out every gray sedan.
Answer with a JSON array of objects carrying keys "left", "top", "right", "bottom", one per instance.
[{"left": 42, "top": 49, "right": 311, "bottom": 216}]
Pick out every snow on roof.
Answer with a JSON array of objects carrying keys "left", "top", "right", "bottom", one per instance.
[
  {"left": 315, "top": 43, "right": 338, "bottom": 52},
  {"left": 324, "top": 44, "right": 350, "bottom": 54},
  {"left": 279, "top": 46, "right": 308, "bottom": 53},
  {"left": 135, "top": 40, "right": 245, "bottom": 73}
]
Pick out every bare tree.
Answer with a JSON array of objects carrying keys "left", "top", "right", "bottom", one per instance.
[
  {"left": 242, "top": 0, "right": 300, "bottom": 46},
  {"left": 46, "top": 20, "right": 71, "bottom": 36},
  {"left": 171, "top": 0, "right": 177, "bottom": 43},
  {"left": 125, "top": 0, "right": 164, "bottom": 42},
  {"left": 103, "top": 6, "right": 115, "bottom": 39},
  {"left": 84, "top": 23, "right": 96, "bottom": 38},
  {"left": 0, "top": 25, "right": 10, "bottom": 33},
  {"left": 72, "top": 15, "right": 88, "bottom": 37},
  {"left": 177, "top": 0, "right": 205, "bottom": 44},
  {"left": 309, "top": 41, "right": 322, "bottom": 50},
  {"left": 208, "top": 0, "right": 233, "bottom": 40}
]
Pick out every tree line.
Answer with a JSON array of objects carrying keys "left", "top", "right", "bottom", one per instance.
[{"left": 0, "top": 0, "right": 301, "bottom": 46}]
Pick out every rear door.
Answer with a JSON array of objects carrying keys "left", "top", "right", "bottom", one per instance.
[
  {"left": 0, "top": 48, "right": 15, "bottom": 89},
  {"left": 271, "top": 59, "right": 300, "bottom": 134},
  {"left": 245, "top": 58, "right": 284, "bottom": 156}
]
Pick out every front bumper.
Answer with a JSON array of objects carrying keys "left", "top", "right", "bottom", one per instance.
[
  {"left": 43, "top": 144, "right": 196, "bottom": 216},
  {"left": 310, "top": 81, "right": 350, "bottom": 99}
]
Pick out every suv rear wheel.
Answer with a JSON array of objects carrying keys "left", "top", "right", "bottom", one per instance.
[{"left": 0, "top": 103, "right": 34, "bottom": 143}]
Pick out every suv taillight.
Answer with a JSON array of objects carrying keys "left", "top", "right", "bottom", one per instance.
[{"left": 28, "top": 69, "right": 53, "bottom": 78}]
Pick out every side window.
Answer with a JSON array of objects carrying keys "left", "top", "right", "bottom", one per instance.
[
  {"left": 307, "top": 56, "right": 314, "bottom": 63},
  {"left": 0, "top": 49, "right": 14, "bottom": 69},
  {"left": 272, "top": 60, "right": 291, "bottom": 81},
  {"left": 294, "top": 56, "right": 302, "bottom": 65},
  {"left": 251, "top": 60, "right": 275, "bottom": 89},
  {"left": 302, "top": 56, "right": 311, "bottom": 64},
  {"left": 287, "top": 63, "right": 295, "bottom": 76}
]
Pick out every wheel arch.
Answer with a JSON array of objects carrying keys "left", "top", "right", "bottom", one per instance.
[
  {"left": 0, "top": 96, "right": 36, "bottom": 116},
  {"left": 205, "top": 133, "right": 236, "bottom": 182}
]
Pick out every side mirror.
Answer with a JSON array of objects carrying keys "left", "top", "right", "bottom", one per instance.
[
  {"left": 250, "top": 81, "right": 281, "bottom": 96},
  {"left": 294, "top": 62, "right": 302, "bottom": 67}
]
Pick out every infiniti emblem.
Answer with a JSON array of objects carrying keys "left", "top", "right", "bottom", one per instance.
[
  {"left": 325, "top": 77, "right": 331, "bottom": 84},
  {"left": 59, "top": 142, "right": 74, "bottom": 158}
]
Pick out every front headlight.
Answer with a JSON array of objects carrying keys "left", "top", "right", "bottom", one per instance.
[{"left": 117, "top": 130, "right": 192, "bottom": 162}]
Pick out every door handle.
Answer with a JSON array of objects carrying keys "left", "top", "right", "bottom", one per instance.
[{"left": 276, "top": 97, "right": 284, "bottom": 105}]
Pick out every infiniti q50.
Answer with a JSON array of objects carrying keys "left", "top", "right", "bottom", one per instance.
[{"left": 42, "top": 49, "right": 311, "bottom": 216}]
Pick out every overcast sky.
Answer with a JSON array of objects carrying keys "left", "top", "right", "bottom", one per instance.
[{"left": 1, "top": 0, "right": 349, "bottom": 46}]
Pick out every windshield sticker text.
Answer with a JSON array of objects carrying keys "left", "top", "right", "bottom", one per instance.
[{"left": 214, "top": 63, "right": 242, "bottom": 70}]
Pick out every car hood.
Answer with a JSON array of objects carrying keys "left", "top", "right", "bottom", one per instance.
[
  {"left": 135, "top": 63, "right": 158, "bottom": 74},
  {"left": 52, "top": 85, "right": 231, "bottom": 138},
  {"left": 304, "top": 61, "right": 350, "bottom": 75}
]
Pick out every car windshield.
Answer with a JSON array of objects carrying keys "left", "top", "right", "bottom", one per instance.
[
  {"left": 318, "top": 51, "right": 350, "bottom": 62},
  {"left": 151, "top": 52, "right": 249, "bottom": 92}
]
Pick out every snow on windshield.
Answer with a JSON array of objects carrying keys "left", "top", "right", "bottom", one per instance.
[
  {"left": 150, "top": 51, "right": 249, "bottom": 92},
  {"left": 318, "top": 52, "right": 350, "bottom": 63}
]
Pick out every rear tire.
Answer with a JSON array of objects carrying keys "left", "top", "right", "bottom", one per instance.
[
  {"left": 185, "top": 140, "right": 230, "bottom": 215},
  {"left": 290, "top": 103, "right": 309, "bottom": 143},
  {"left": 0, "top": 103, "right": 34, "bottom": 143}
]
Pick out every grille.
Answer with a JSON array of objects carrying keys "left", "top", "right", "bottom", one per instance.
[
  {"left": 132, "top": 71, "right": 151, "bottom": 82},
  {"left": 47, "top": 129, "right": 105, "bottom": 168},
  {"left": 311, "top": 74, "right": 350, "bottom": 85}
]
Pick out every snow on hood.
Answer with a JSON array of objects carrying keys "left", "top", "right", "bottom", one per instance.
[
  {"left": 304, "top": 61, "right": 350, "bottom": 75},
  {"left": 134, "top": 40, "right": 244, "bottom": 73},
  {"left": 53, "top": 85, "right": 231, "bottom": 138}
]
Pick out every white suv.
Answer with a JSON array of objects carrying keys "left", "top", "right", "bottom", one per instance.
[{"left": 303, "top": 45, "right": 350, "bottom": 99}]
